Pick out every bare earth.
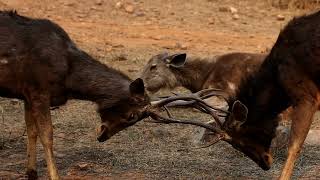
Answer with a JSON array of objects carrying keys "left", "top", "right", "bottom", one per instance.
[{"left": 0, "top": 0, "right": 320, "bottom": 179}]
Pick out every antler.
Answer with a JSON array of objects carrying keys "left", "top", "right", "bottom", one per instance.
[
  {"left": 148, "top": 111, "right": 224, "bottom": 134},
  {"left": 151, "top": 88, "right": 229, "bottom": 115},
  {"left": 151, "top": 89, "right": 229, "bottom": 114},
  {"left": 147, "top": 89, "right": 231, "bottom": 137}
]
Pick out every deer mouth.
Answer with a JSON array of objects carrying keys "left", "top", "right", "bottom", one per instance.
[
  {"left": 258, "top": 153, "right": 273, "bottom": 170},
  {"left": 97, "top": 124, "right": 109, "bottom": 142}
]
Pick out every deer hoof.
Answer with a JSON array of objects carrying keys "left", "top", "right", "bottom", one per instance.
[{"left": 26, "top": 169, "right": 38, "bottom": 180}]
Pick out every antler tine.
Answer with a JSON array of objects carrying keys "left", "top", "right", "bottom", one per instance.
[
  {"left": 152, "top": 89, "right": 228, "bottom": 114},
  {"left": 148, "top": 111, "right": 223, "bottom": 134},
  {"left": 163, "top": 106, "right": 173, "bottom": 118},
  {"left": 151, "top": 95, "right": 226, "bottom": 128},
  {"left": 195, "top": 88, "right": 223, "bottom": 96}
]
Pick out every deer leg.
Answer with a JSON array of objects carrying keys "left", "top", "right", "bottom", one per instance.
[
  {"left": 25, "top": 102, "right": 38, "bottom": 179},
  {"left": 28, "top": 94, "right": 59, "bottom": 180},
  {"left": 278, "top": 66, "right": 319, "bottom": 180},
  {"left": 279, "top": 100, "right": 317, "bottom": 180}
]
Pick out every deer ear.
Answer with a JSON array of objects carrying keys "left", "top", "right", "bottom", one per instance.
[
  {"left": 167, "top": 53, "right": 187, "bottom": 68},
  {"left": 129, "top": 78, "right": 145, "bottom": 96},
  {"left": 231, "top": 100, "right": 248, "bottom": 124}
]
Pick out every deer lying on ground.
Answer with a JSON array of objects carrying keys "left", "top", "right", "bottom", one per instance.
[
  {"left": 0, "top": 11, "right": 223, "bottom": 180},
  {"left": 179, "top": 11, "right": 320, "bottom": 180},
  {"left": 141, "top": 52, "right": 265, "bottom": 98}
]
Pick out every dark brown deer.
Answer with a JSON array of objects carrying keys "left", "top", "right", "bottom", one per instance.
[
  {"left": 141, "top": 52, "right": 265, "bottom": 98},
  {"left": 0, "top": 11, "right": 217, "bottom": 180},
  {"left": 0, "top": 11, "right": 152, "bottom": 180},
  {"left": 189, "top": 11, "right": 320, "bottom": 180},
  {"left": 0, "top": 10, "right": 230, "bottom": 180}
]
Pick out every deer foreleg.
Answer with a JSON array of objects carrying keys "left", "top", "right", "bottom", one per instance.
[
  {"left": 25, "top": 102, "right": 38, "bottom": 180},
  {"left": 279, "top": 99, "right": 317, "bottom": 180}
]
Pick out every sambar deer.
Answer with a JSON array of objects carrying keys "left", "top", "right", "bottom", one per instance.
[
  {"left": 0, "top": 10, "right": 151, "bottom": 179},
  {"left": 0, "top": 11, "right": 211, "bottom": 180},
  {"left": 188, "top": 11, "right": 320, "bottom": 180},
  {"left": 141, "top": 52, "right": 265, "bottom": 98}
]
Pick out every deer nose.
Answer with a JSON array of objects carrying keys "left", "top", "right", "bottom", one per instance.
[
  {"left": 260, "top": 152, "right": 273, "bottom": 170},
  {"left": 97, "top": 124, "right": 110, "bottom": 142}
]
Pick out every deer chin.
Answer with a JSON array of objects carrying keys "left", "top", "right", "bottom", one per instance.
[{"left": 97, "top": 124, "right": 109, "bottom": 142}]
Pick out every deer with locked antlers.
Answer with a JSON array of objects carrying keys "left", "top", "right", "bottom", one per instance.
[
  {"left": 169, "top": 10, "right": 320, "bottom": 180},
  {"left": 0, "top": 11, "right": 224, "bottom": 180}
]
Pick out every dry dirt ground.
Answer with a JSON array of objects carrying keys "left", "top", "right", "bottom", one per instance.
[{"left": 0, "top": 0, "right": 320, "bottom": 179}]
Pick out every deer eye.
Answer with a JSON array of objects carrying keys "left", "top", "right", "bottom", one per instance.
[{"left": 128, "top": 113, "right": 136, "bottom": 121}]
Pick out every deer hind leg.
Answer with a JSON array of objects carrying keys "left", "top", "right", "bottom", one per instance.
[
  {"left": 25, "top": 102, "right": 38, "bottom": 179},
  {"left": 279, "top": 69, "right": 319, "bottom": 180},
  {"left": 28, "top": 93, "right": 59, "bottom": 180}
]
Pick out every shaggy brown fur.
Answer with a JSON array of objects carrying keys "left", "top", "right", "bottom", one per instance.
[
  {"left": 141, "top": 52, "right": 265, "bottom": 97},
  {"left": 0, "top": 11, "right": 150, "bottom": 179},
  {"left": 222, "top": 10, "right": 320, "bottom": 180}
]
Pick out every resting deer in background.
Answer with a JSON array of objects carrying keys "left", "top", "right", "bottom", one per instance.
[
  {"left": 190, "top": 10, "right": 320, "bottom": 180},
  {"left": 141, "top": 52, "right": 265, "bottom": 98}
]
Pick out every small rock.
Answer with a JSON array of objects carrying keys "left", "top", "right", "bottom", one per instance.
[
  {"left": 90, "top": 6, "right": 99, "bottom": 11},
  {"left": 106, "top": 46, "right": 113, "bottom": 52},
  {"left": 78, "top": 163, "right": 89, "bottom": 170},
  {"left": 124, "top": 5, "right": 135, "bottom": 13},
  {"left": 95, "top": 0, "right": 103, "bottom": 5},
  {"left": 112, "top": 44, "right": 124, "bottom": 48},
  {"left": 277, "top": 14, "right": 285, "bottom": 21},
  {"left": 77, "top": 14, "right": 87, "bottom": 18},
  {"left": 152, "top": 35, "right": 163, "bottom": 40},
  {"left": 232, "top": 14, "right": 240, "bottom": 20},
  {"left": 55, "top": 153, "right": 66, "bottom": 158},
  {"left": 208, "top": 17, "right": 215, "bottom": 25},
  {"left": 56, "top": 133, "right": 66, "bottom": 138},
  {"left": 135, "top": 11, "right": 145, "bottom": 17},
  {"left": 145, "top": 21, "right": 152, "bottom": 25},
  {"left": 175, "top": 42, "right": 187, "bottom": 50},
  {"left": 115, "top": 2, "right": 122, "bottom": 9},
  {"left": 229, "top": 6, "right": 238, "bottom": 14}
]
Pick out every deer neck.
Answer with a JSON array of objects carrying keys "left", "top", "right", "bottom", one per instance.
[
  {"left": 173, "top": 57, "right": 215, "bottom": 93},
  {"left": 66, "top": 48, "right": 131, "bottom": 108},
  {"left": 232, "top": 59, "right": 291, "bottom": 138}
]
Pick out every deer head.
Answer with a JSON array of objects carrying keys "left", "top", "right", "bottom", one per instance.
[
  {"left": 97, "top": 78, "right": 150, "bottom": 142},
  {"left": 141, "top": 52, "right": 187, "bottom": 93},
  {"left": 223, "top": 100, "right": 274, "bottom": 170},
  {"left": 153, "top": 91, "right": 275, "bottom": 170}
]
